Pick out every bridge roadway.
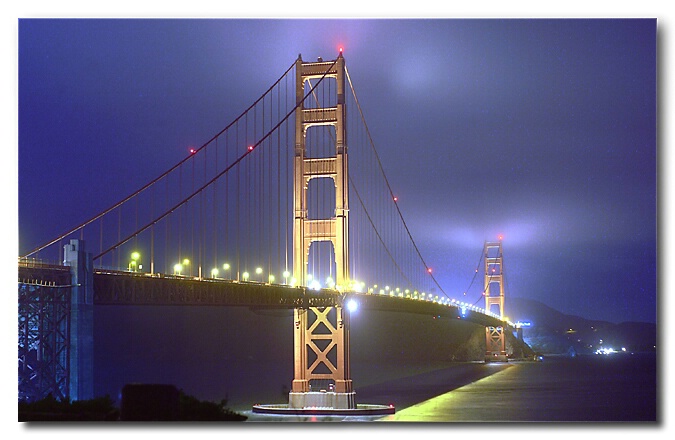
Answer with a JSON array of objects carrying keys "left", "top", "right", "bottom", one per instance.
[{"left": 18, "top": 263, "right": 506, "bottom": 328}]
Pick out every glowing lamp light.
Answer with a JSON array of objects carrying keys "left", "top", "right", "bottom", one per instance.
[
  {"left": 346, "top": 299, "right": 358, "bottom": 313},
  {"left": 248, "top": 145, "right": 254, "bottom": 152},
  {"left": 427, "top": 267, "right": 433, "bottom": 274},
  {"left": 393, "top": 196, "right": 398, "bottom": 202},
  {"left": 189, "top": 148, "right": 196, "bottom": 154}
]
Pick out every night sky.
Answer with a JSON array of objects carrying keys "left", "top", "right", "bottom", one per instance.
[{"left": 14, "top": 17, "right": 657, "bottom": 325}]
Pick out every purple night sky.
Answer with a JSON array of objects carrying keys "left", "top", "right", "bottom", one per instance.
[{"left": 16, "top": 18, "right": 657, "bottom": 324}]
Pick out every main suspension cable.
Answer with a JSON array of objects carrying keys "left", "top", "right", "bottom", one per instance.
[
  {"left": 345, "top": 65, "right": 447, "bottom": 297},
  {"left": 22, "top": 59, "right": 297, "bottom": 259},
  {"left": 93, "top": 57, "right": 338, "bottom": 261}
]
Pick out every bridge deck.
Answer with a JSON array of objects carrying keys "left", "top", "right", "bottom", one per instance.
[{"left": 18, "top": 265, "right": 506, "bottom": 328}]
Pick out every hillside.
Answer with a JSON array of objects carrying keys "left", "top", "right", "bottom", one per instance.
[{"left": 507, "top": 297, "right": 657, "bottom": 355}]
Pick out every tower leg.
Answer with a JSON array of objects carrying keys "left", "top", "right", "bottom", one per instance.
[
  {"left": 288, "top": 305, "right": 356, "bottom": 409},
  {"left": 485, "top": 326, "right": 508, "bottom": 362}
]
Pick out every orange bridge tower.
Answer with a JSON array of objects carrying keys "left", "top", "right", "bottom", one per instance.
[
  {"left": 484, "top": 240, "right": 508, "bottom": 362},
  {"left": 289, "top": 52, "right": 355, "bottom": 409}
]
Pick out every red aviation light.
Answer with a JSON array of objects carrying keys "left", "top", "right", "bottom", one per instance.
[
  {"left": 427, "top": 267, "right": 433, "bottom": 274},
  {"left": 393, "top": 196, "right": 398, "bottom": 202},
  {"left": 189, "top": 148, "right": 196, "bottom": 154},
  {"left": 248, "top": 145, "right": 254, "bottom": 152},
  {"left": 338, "top": 46, "right": 344, "bottom": 54}
]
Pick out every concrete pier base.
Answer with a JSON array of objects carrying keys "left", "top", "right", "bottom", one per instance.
[
  {"left": 252, "top": 389, "right": 393, "bottom": 416},
  {"left": 288, "top": 391, "right": 356, "bottom": 410},
  {"left": 485, "top": 352, "right": 509, "bottom": 363},
  {"left": 252, "top": 403, "right": 395, "bottom": 416}
]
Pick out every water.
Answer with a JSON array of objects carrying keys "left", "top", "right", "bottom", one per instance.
[
  {"left": 241, "top": 353, "right": 657, "bottom": 423},
  {"left": 377, "top": 353, "right": 657, "bottom": 422},
  {"left": 92, "top": 306, "right": 657, "bottom": 423}
]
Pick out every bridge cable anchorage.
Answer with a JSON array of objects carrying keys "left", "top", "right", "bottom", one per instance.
[
  {"left": 21, "top": 59, "right": 298, "bottom": 260},
  {"left": 345, "top": 66, "right": 447, "bottom": 298},
  {"left": 91, "top": 57, "right": 339, "bottom": 261}
]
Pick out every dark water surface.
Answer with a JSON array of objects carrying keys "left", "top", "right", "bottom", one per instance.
[
  {"left": 241, "top": 353, "right": 657, "bottom": 423},
  {"left": 93, "top": 306, "right": 657, "bottom": 423},
  {"left": 378, "top": 353, "right": 657, "bottom": 422}
]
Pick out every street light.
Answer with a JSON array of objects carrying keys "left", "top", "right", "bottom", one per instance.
[
  {"left": 129, "top": 251, "right": 140, "bottom": 272},
  {"left": 223, "top": 263, "right": 231, "bottom": 279},
  {"left": 174, "top": 263, "right": 183, "bottom": 275},
  {"left": 211, "top": 268, "right": 219, "bottom": 278},
  {"left": 242, "top": 271, "right": 250, "bottom": 281},
  {"left": 268, "top": 274, "right": 275, "bottom": 284},
  {"left": 255, "top": 267, "right": 263, "bottom": 282},
  {"left": 283, "top": 270, "right": 290, "bottom": 284}
]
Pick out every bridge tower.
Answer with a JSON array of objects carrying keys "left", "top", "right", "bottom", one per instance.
[
  {"left": 484, "top": 240, "right": 508, "bottom": 362},
  {"left": 289, "top": 53, "right": 355, "bottom": 409}
]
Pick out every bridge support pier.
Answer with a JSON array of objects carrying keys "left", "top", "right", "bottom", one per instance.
[
  {"left": 288, "top": 305, "right": 356, "bottom": 410},
  {"left": 63, "top": 239, "right": 94, "bottom": 400},
  {"left": 485, "top": 326, "right": 508, "bottom": 362}
]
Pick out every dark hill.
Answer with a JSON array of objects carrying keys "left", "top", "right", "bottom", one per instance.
[{"left": 507, "top": 297, "right": 657, "bottom": 355}]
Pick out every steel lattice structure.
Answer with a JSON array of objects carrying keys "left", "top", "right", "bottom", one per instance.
[{"left": 18, "top": 263, "right": 73, "bottom": 402}]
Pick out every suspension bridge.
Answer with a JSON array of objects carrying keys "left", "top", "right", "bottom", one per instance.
[{"left": 18, "top": 51, "right": 514, "bottom": 415}]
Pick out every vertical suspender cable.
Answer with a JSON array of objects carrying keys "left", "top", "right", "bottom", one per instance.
[
  {"left": 236, "top": 122, "right": 240, "bottom": 280},
  {"left": 213, "top": 137, "right": 218, "bottom": 270}
]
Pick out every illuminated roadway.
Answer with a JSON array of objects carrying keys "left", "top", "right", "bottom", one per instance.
[{"left": 87, "top": 268, "right": 509, "bottom": 329}]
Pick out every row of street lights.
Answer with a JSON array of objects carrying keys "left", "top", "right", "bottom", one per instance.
[{"left": 127, "top": 252, "right": 437, "bottom": 300}]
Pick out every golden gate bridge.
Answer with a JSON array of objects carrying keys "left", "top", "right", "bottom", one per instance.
[{"left": 18, "top": 51, "right": 512, "bottom": 414}]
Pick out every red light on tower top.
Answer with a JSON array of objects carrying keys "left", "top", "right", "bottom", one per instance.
[
  {"left": 248, "top": 145, "right": 254, "bottom": 152},
  {"left": 393, "top": 196, "right": 398, "bottom": 202},
  {"left": 189, "top": 148, "right": 196, "bottom": 154},
  {"left": 339, "top": 46, "right": 344, "bottom": 54},
  {"left": 427, "top": 267, "right": 433, "bottom": 274}
]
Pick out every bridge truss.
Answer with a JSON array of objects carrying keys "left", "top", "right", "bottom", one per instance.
[{"left": 18, "top": 263, "right": 73, "bottom": 402}]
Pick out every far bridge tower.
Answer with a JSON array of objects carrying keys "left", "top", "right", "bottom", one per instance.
[{"left": 484, "top": 240, "right": 508, "bottom": 362}]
